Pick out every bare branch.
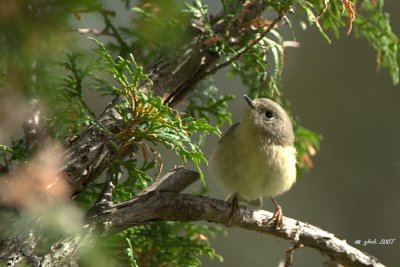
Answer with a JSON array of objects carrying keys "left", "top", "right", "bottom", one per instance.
[
  {"left": 65, "top": 167, "right": 387, "bottom": 267},
  {"left": 283, "top": 237, "right": 304, "bottom": 267},
  {"left": 144, "top": 166, "right": 199, "bottom": 193},
  {"left": 105, "top": 192, "right": 385, "bottom": 267}
]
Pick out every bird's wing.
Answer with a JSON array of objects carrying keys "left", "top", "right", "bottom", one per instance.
[{"left": 219, "top": 122, "right": 240, "bottom": 143}]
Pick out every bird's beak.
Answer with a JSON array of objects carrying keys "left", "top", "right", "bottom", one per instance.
[{"left": 244, "top": 95, "right": 256, "bottom": 109}]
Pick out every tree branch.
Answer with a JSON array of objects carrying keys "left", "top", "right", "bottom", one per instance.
[
  {"left": 97, "top": 169, "right": 385, "bottom": 267},
  {"left": 143, "top": 166, "right": 200, "bottom": 193}
]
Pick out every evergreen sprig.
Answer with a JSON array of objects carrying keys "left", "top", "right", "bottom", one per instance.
[
  {"left": 45, "top": 38, "right": 216, "bottom": 188},
  {"left": 301, "top": 0, "right": 399, "bottom": 84},
  {"left": 114, "top": 222, "right": 223, "bottom": 266},
  {"left": 354, "top": 0, "right": 399, "bottom": 84},
  {"left": 49, "top": 53, "right": 100, "bottom": 138}
]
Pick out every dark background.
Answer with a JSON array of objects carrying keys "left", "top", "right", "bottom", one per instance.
[{"left": 200, "top": 1, "right": 400, "bottom": 266}]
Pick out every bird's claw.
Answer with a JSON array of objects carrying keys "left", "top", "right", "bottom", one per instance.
[
  {"left": 228, "top": 194, "right": 239, "bottom": 226},
  {"left": 268, "top": 198, "right": 283, "bottom": 229},
  {"left": 271, "top": 205, "right": 283, "bottom": 228}
]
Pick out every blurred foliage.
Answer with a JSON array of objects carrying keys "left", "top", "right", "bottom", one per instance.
[
  {"left": 0, "top": 139, "right": 26, "bottom": 162},
  {"left": 0, "top": 0, "right": 399, "bottom": 266},
  {"left": 112, "top": 222, "right": 224, "bottom": 266},
  {"left": 127, "top": 0, "right": 190, "bottom": 65}
]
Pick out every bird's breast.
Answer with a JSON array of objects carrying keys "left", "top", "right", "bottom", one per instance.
[{"left": 209, "top": 122, "right": 297, "bottom": 200}]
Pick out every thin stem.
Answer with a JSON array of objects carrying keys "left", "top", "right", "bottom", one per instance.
[{"left": 204, "top": 13, "right": 284, "bottom": 75}]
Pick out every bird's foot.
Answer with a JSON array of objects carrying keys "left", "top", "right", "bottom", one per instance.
[
  {"left": 268, "top": 197, "right": 283, "bottom": 229},
  {"left": 228, "top": 193, "right": 239, "bottom": 226},
  {"left": 271, "top": 205, "right": 283, "bottom": 228}
]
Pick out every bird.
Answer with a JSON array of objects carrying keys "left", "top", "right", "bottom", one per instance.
[{"left": 209, "top": 95, "right": 297, "bottom": 227}]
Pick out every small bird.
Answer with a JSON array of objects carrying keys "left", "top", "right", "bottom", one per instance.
[{"left": 209, "top": 95, "right": 297, "bottom": 227}]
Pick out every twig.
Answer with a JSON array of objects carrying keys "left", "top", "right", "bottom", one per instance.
[
  {"left": 102, "top": 13, "right": 129, "bottom": 55},
  {"left": 204, "top": 13, "right": 284, "bottom": 75},
  {"left": 283, "top": 228, "right": 304, "bottom": 267},
  {"left": 85, "top": 173, "right": 116, "bottom": 218}
]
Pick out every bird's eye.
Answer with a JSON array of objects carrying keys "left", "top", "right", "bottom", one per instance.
[{"left": 265, "top": 110, "right": 274, "bottom": 120}]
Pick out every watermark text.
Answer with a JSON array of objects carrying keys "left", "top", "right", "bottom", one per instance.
[{"left": 354, "top": 238, "right": 395, "bottom": 246}]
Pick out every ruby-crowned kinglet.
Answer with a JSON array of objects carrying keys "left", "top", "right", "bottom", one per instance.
[{"left": 209, "top": 95, "right": 296, "bottom": 226}]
